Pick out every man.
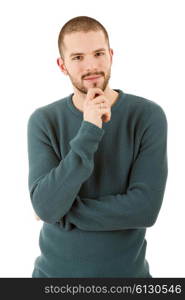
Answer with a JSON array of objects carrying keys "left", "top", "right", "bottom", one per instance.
[{"left": 27, "top": 16, "right": 168, "bottom": 278}]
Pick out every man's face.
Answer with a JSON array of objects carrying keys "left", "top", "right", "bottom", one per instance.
[{"left": 58, "top": 30, "right": 113, "bottom": 94}]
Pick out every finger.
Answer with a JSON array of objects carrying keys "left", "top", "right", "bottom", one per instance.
[
  {"left": 100, "top": 107, "right": 111, "bottom": 115},
  {"left": 35, "top": 214, "right": 40, "bottom": 220},
  {"left": 102, "top": 114, "right": 111, "bottom": 122},
  {"left": 93, "top": 98, "right": 107, "bottom": 105},
  {"left": 87, "top": 88, "right": 104, "bottom": 100},
  {"left": 97, "top": 107, "right": 111, "bottom": 119},
  {"left": 101, "top": 112, "right": 111, "bottom": 122},
  {"left": 92, "top": 95, "right": 111, "bottom": 106}
]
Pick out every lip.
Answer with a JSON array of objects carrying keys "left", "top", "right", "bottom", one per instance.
[{"left": 84, "top": 75, "right": 102, "bottom": 81}]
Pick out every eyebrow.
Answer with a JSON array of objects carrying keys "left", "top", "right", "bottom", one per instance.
[{"left": 70, "top": 48, "right": 106, "bottom": 57}]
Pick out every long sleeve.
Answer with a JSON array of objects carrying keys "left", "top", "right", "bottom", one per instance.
[
  {"left": 27, "top": 109, "right": 105, "bottom": 224},
  {"left": 63, "top": 105, "right": 168, "bottom": 231}
]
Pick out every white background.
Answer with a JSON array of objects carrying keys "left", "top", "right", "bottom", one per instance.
[{"left": 0, "top": 0, "right": 184, "bottom": 278}]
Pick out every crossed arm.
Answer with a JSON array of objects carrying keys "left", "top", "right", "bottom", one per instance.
[
  {"left": 29, "top": 105, "right": 168, "bottom": 231},
  {"left": 61, "top": 105, "right": 168, "bottom": 231}
]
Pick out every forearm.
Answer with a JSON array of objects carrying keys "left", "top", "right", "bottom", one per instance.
[
  {"left": 60, "top": 182, "right": 167, "bottom": 231},
  {"left": 28, "top": 119, "right": 105, "bottom": 224}
]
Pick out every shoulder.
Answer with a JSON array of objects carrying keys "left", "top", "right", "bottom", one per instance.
[
  {"left": 124, "top": 91, "right": 167, "bottom": 124},
  {"left": 27, "top": 94, "right": 71, "bottom": 126}
]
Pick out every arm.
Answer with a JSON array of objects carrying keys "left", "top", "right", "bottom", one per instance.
[
  {"left": 27, "top": 109, "right": 104, "bottom": 224},
  {"left": 62, "top": 105, "right": 168, "bottom": 231}
]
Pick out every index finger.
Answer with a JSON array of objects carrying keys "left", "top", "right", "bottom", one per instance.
[{"left": 87, "top": 88, "right": 104, "bottom": 100}]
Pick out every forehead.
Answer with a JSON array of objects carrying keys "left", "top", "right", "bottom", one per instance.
[{"left": 63, "top": 30, "right": 108, "bottom": 54}]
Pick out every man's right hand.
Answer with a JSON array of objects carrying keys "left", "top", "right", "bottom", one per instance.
[{"left": 83, "top": 88, "right": 111, "bottom": 128}]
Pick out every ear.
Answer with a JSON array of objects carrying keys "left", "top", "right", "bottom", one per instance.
[
  {"left": 56, "top": 57, "right": 68, "bottom": 75},
  {"left": 109, "top": 48, "right": 114, "bottom": 64}
]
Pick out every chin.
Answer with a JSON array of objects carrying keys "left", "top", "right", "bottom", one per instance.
[{"left": 85, "top": 82, "right": 104, "bottom": 90}]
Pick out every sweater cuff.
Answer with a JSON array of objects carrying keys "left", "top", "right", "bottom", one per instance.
[
  {"left": 69, "top": 120, "right": 105, "bottom": 157},
  {"left": 79, "top": 120, "right": 105, "bottom": 140}
]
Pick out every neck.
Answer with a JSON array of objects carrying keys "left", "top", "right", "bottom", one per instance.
[{"left": 72, "top": 86, "right": 119, "bottom": 113}]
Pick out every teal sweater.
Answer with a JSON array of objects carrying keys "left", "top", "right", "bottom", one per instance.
[{"left": 27, "top": 89, "right": 168, "bottom": 277}]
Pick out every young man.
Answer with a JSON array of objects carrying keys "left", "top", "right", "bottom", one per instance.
[{"left": 27, "top": 16, "right": 168, "bottom": 278}]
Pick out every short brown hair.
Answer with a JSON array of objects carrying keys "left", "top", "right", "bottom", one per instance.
[{"left": 58, "top": 16, "right": 110, "bottom": 58}]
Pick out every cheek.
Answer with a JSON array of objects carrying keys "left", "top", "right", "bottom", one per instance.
[
  {"left": 100, "top": 57, "right": 111, "bottom": 70},
  {"left": 69, "top": 64, "right": 83, "bottom": 76}
]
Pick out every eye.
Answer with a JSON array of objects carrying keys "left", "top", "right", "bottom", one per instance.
[
  {"left": 95, "top": 52, "right": 105, "bottom": 57},
  {"left": 72, "top": 56, "right": 83, "bottom": 61}
]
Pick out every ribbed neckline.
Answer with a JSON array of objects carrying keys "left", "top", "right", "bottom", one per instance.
[{"left": 67, "top": 89, "right": 126, "bottom": 119}]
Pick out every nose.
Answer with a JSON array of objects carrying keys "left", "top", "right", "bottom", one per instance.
[{"left": 83, "top": 55, "right": 98, "bottom": 73}]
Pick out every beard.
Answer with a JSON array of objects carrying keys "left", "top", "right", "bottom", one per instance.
[{"left": 67, "top": 68, "right": 111, "bottom": 94}]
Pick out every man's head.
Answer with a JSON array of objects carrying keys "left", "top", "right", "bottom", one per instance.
[{"left": 57, "top": 16, "right": 113, "bottom": 94}]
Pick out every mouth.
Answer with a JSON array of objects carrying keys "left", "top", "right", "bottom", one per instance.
[{"left": 84, "top": 75, "right": 102, "bottom": 81}]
